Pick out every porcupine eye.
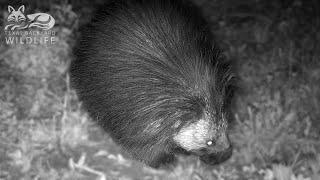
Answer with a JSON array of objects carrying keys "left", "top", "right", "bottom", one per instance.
[{"left": 206, "top": 140, "right": 215, "bottom": 146}]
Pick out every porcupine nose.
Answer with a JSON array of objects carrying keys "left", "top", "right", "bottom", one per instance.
[{"left": 200, "top": 133, "right": 232, "bottom": 165}]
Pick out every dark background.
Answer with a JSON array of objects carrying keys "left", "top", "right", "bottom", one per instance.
[{"left": 0, "top": 0, "right": 319, "bottom": 179}]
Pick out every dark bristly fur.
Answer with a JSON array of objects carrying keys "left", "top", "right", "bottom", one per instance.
[{"left": 70, "top": 0, "right": 234, "bottom": 168}]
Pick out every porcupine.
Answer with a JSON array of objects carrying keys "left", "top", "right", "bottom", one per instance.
[{"left": 70, "top": 0, "right": 235, "bottom": 168}]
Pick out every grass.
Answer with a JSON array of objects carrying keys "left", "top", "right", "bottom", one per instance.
[{"left": 0, "top": 0, "right": 319, "bottom": 179}]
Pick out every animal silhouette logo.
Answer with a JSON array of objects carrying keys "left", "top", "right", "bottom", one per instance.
[{"left": 5, "top": 5, "right": 55, "bottom": 30}]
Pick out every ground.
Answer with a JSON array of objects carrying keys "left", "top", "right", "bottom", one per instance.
[{"left": 0, "top": 0, "right": 319, "bottom": 179}]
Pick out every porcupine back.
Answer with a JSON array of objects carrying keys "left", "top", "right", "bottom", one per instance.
[{"left": 70, "top": 0, "right": 230, "bottom": 165}]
